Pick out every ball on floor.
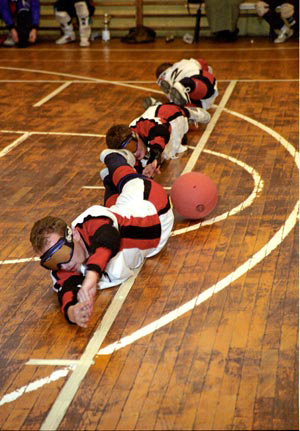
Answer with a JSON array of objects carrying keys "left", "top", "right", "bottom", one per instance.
[{"left": 170, "top": 172, "right": 218, "bottom": 219}]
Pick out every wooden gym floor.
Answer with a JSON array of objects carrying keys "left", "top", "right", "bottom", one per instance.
[{"left": 0, "top": 35, "right": 298, "bottom": 430}]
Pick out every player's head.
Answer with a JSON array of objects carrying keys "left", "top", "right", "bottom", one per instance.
[
  {"left": 30, "top": 216, "right": 76, "bottom": 271},
  {"left": 106, "top": 124, "right": 143, "bottom": 155},
  {"left": 155, "top": 62, "right": 172, "bottom": 80}
]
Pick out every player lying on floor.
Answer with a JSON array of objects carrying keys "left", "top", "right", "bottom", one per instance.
[
  {"left": 150, "top": 57, "right": 218, "bottom": 110},
  {"left": 106, "top": 101, "right": 210, "bottom": 179},
  {"left": 30, "top": 149, "right": 174, "bottom": 328}
]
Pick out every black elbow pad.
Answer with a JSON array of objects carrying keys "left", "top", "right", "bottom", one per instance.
[{"left": 89, "top": 224, "right": 121, "bottom": 257}]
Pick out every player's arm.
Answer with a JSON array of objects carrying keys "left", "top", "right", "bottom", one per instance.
[
  {"left": 55, "top": 273, "right": 86, "bottom": 324},
  {"left": 143, "top": 124, "right": 170, "bottom": 177},
  {"left": 79, "top": 221, "right": 121, "bottom": 303}
]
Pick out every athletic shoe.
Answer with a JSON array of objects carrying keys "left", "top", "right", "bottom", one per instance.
[
  {"left": 160, "top": 79, "right": 171, "bottom": 95},
  {"left": 169, "top": 82, "right": 190, "bottom": 105},
  {"left": 274, "top": 27, "right": 293, "bottom": 43},
  {"left": 186, "top": 107, "right": 211, "bottom": 124},
  {"left": 80, "top": 38, "right": 90, "bottom": 47},
  {"left": 99, "top": 168, "right": 109, "bottom": 181},
  {"left": 100, "top": 149, "right": 136, "bottom": 167},
  {"left": 55, "top": 33, "right": 76, "bottom": 45},
  {"left": 143, "top": 96, "right": 159, "bottom": 110}
]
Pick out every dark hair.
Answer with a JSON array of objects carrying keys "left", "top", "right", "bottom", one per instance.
[
  {"left": 155, "top": 62, "right": 173, "bottom": 79},
  {"left": 30, "top": 216, "right": 67, "bottom": 253},
  {"left": 106, "top": 124, "right": 132, "bottom": 149}
]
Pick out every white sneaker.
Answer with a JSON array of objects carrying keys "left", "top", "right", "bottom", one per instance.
[
  {"left": 3, "top": 35, "right": 15, "bottom": 46},
  {"left": 80, "top": 38, "right": 90, "bottom": 47},
  {"left": 160, "top": 79, "right": 171, "bottom": 95},
  {"left": 186, "top": 107, "right": 211, "bottom": 124},
  {"left": 169, "top": 82, "right": 190, "bottom": 106},
  {"left": 100, "top": 149, "right": 136, "bottom": 168},
  {"left": 274, "top": 27, "right": 293, "bottom": 44},
  {"left": 55, "top": 33, "right": 76, "bottom": 45}
]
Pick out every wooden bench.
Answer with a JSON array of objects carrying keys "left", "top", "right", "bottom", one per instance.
[{"left": 1, "top": 1, "right": 269, "bottom": 39}]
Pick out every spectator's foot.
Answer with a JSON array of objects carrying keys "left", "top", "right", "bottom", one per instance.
[
  {"left": 55, "top": 33, "right": 76, "bottom": 45},
  {"left": 143, "top": 96, "right": 159, "bottom": 109},
  {"left": 80, "top": 38, "right": 90, "bottom": 47},
  {"left": 100, "top": 149, "right": 136, "bottom": 167},
  {"left": 274, "top": 27, "right": 294, "bottom": 43},
  {"left": 215, "top": 29, "right": 238, "bottom": 42},
  {"left": 169, "top": 82, "right": 190, "bottom": 106},
  {"left": 186, "top": 107, "right": 211, "bottom": 124}
]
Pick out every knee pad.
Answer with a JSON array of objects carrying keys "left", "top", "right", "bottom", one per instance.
[
  {"left": 256, "top": 1, "right": 270, "bottom": 17},
  {"left": 280, "top": 3, "right": 294, "bottom": 18},
  {"left": 75, "top": 0, "right": 91, "bottom": 37},
  {"left": 75, "top": 1, "right": 89, "bottom": 20},
  {"left": 55, "top": 10, "right": 72, "bottom": 26}
]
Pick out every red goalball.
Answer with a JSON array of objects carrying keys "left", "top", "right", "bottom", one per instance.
[{"left": 170, "top": 172, "right": 218, "bottom": 220}]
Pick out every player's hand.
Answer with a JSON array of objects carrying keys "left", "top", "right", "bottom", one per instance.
[
  {"left": 78, "top": 270, "right": 98, "bottom": 304},
  {"left": 143, "top": 160, "right": 161, "bottom": 178},
  {"left": 68, "top": 301, "right": 92, "bottom": 328}
]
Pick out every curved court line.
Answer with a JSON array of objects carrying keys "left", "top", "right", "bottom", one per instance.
[{"left": 171, "top": 148, "right": 264, "bottom": 236}]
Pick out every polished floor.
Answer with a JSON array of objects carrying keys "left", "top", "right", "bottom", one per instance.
[{"left": 0, "top": 35, "right": 298, "bottom": 430}]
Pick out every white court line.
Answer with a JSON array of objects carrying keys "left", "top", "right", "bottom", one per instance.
[
  {"left": 0, "top": 367, "right": 74, "bottom": 407},
  {"left": 0, "top": 130, "right": 104, "bottom": 161},
  {"left": 2, "top": 58, "right": 299, "bottom": 63},
  {"left": 81, "top": 185, "right": 172, "bottom": 190},
  {"left": 33, "top": 81, "right": 72, "bottom": 107},
  {"left": 1, "top": 79, "right": 298, "bottom": 84},
  {"left": 27, "top": 359, "right": 81, "bottom": 366},
  {"left": 182, "top": 80, "right": 237, "bottom": 174},
  {"left": 0, "top": 257, "right": 39, "bottom": 264},
  {"left": 223, "top": 107, "right": 299, "bottom": 162},
  {"left": 0, "top": 66, "right": 164, "bottom": 95},
  {"left": 0, "top": 129, "right": 105, "bottom": 138},
  {"left": 0, "top": 132, "right": 31, "bottom": 158},
  {"left": 39, "top": 265, "right": 143, "bottom": 431}
]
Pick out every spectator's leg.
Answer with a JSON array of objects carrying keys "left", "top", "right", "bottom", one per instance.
[{"left": 16, "top": 9, "right": 32, "bottom": 47}]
